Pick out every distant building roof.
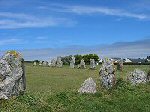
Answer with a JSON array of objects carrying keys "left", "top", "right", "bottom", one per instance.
[
  {"left": 123, "top": 58, "right": 132, "bottom": 63},
  {"left": 99, "top": 59, "right": 103, "bottom": 63}
]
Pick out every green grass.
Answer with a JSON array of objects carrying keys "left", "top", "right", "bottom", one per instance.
[{"left": 1, "top": 64, "right": 150, "bottom": 112}]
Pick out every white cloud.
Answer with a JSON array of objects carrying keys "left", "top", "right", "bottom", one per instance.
[
  {"left": 50, "top": 4, "right": 149, "bottom": 20},
  {"left": 34, "top": 37, "right": 48, "bottom": 44},
  {"left": 19, "top": 39, "right": 150, "bottom": 60},
  {"left": 0, "top": 12, "right": 75, "bottom": 29},
  {"left": 0, "top": 39, "right": 23, "bottom": 45},
  {"left": 37, "top": 6, "right": 48, "bottom": 10},
  {"left": 36, "top": 37, "right": 48, "bottom": 40}
]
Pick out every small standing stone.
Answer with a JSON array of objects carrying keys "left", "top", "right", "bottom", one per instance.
[
  {"left": 56, "top": 57, "right": 63, "bottom": 68},
  {"left": 99, "top": 58, "right": 116, "bottom": 89},
  {"left": 78, "top": 59, "right": 86, "bottom": 69},
  {"left": 78, "top": 77, "right": 96, "bottom": 94},
  {"left": 33, "top": 61, "right": 37, "bottom": 66},
  {"left": 48, "top": 61, "right": 51, "bottom": 67},
  {"left": 147, "top": 70, "right": 150, "bottom": 82},
  {"left": 77, "top": 64, "right": 80, "bottom": 69},
  {"left": 70, "top": 56, "right": 75, "bottom": 68},
  {"left": 39, "top": 61, "right": 43, "bottom": 66},
  {"left": 43, "top": 61, "right": 48, "bottom": 67},
  {"left": 51, "top": 59, "right": 56, "bottom": 67},
  {"left": 117, "top": 59, "right": 123, "bottom": 71},
  {"left": 127, "top": 69, "right": 147, "bottom": 85},
  {"left": 90, "top": 59, "right": 96, "bottom": 69}
]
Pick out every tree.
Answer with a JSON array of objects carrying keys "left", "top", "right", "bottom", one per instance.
[
  {"left": 61, "top": 54, "right": 99, "bottom": 65},
  {"left": 74, "top": 54, "right": 82, "bottom": 65},
  {"left": 34, "top": 60, "right": 39, "bottom": 63},
  {"left": 61, "top": 55, "right": 72, "bottom": 65},
  {"left": 83, "top": 54, "right": 99, "bottom": 64}
]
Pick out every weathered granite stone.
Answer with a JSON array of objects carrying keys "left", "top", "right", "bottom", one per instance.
[
  {"left": 147, "top": 70, "right": 150, "bottom": 82},
  {"left": 56, "top": 57, "right": 63, "bottom": 68},
  {"left": 70, "top": 56, "right": 75, "bottom": 68},
  {"left": 90, "top": 59, "right": 96, "bottom": 69},
  {"left": 127, "top": 69, "right": 147, "bottom": 85},
  {"left": 39, "top": 61, "right": 43, "bottom": 66},
  {"left": 78, "top": 59, "right": 86, "bottom": 69},
  {"left": 43, "top": 61, "right": 48, "bottom": 67},
  {"left": 0, "top": 51, "right": 26, "bottom": 99},
  {"left": 51, "top": 59, "right": 56, "bottom": 67},
  {"left": 78, "top": 77, "right": 96, "bottom": 94},
  {"left": 99, "top": 58, "right": 116, "bottom": 89},
  {"left": 117, "top": 59, "right": 123, "bottom": 71},
  {"left": 33, "top": 62, "right": 37, "bottom": 66}
]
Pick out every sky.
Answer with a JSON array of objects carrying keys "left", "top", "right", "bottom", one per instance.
[{"left": 0, "top": 0, "right": 150, "bottom": 60}]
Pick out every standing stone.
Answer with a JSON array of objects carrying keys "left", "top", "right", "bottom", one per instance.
[
  {"left": 39, "top": 61, "right": 43, "bottom": 66},
  {"left": 147, "top": 70, "right": 150, "bottom": 82},
  {"left": 117, "top": 59, "right": 123, "bottom": 71},
  {"left": 48, "top": 61, "right": 51, "bottom": 67},
  {"left": 77, "top": 64, "right": 80, "bottom": 69},
  {"left": 78, "top": 77, "right": 96, "bottom": 94},
  {"left": 51, "top": 59, "right": 56, "bottom": 67},
  {"left": 56, "top": 57, "right": 63, "bottom": 68},
  {"left": 90, "top": 59, "right": 96, "bottom": 69},
  {"left": 0, "top": 51, "right": 26, "bottom": 99},
  {"left": 99, "top": 58, "right": 116, "bottom": 89},
  {"left": 70, "top": 56, "right": 75, "bottom": 68},
  {"left": 33, "top": 61, "right": 37, "bottom": 66},
  {"left": 78, "top": 59, "right": 86, "bottom": 69},
  {"left": 42, "top": 61, "right": 48, "bottom": 67},
  {"left": 127, "top": 69, "right": 147, "bottom": 85}
]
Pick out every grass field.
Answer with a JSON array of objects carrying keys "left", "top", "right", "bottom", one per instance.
[{"left": 1, "top": 64, "right": 150, "bottom": 112}]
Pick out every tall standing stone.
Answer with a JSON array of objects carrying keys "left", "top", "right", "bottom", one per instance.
[
  {"left": 70, "top": 56, "right": 75, "bottom": 68},
  {"left": 0, "top": 51, "right": 26, "bottom": 99},
  {"left": 90, "top": 59, "right": 96, "bottom": 69},
  {"left": 56, "top": 57, "right": 63, "bottom": 68},
  {"left": 99, "top": 58, "right": 116, "bottom": 89},
  {"left": 51, "top": 59, "right": 56, "bottom": 67}
]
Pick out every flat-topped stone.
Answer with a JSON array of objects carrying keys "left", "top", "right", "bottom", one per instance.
[{"left": 127, "top": 69, "right": 147, "bottom": 85}]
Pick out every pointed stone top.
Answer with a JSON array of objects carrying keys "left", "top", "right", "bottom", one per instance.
[{"left": 78, "top": 77, "right": 96, "bottom": 94}]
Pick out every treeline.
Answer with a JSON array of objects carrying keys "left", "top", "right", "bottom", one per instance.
[
  {"left": 61, "top": 54, "right": 99, "bottom": 65},
  {"left": 115, "top": 62, "right": 150, "bottom": 65}
]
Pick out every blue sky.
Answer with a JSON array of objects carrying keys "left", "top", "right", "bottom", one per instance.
[
  {"left": 0, "top": 0, "right": 150, "bottom": 51},
  {"left": 0, "top": 0, "right": 150, "bottom": 60}
]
